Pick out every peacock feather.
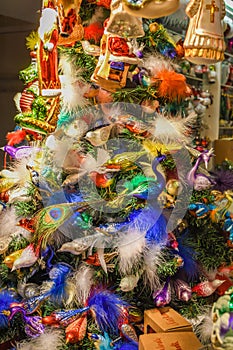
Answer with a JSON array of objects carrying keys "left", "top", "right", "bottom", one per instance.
[{"left": 32, "top": 202, "right": 78, "bottom": 249}]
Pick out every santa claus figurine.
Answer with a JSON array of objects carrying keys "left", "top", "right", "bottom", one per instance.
[{"left": 37, "top": 1, "right": 61, "bottom": 96}]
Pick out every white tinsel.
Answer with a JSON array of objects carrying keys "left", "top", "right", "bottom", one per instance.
[
  {"left": 117, "top": 229, "right": 146, "bottom": 275},
  {"left": 17, "top": 329, "right": 64, "bottom": 350}
]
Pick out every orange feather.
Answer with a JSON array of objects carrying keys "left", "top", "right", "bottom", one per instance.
[{"left": 156, "top": 70, "right": 191, "bottom": 102}]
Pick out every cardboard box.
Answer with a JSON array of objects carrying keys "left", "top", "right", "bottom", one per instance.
[
  {"left": 144, "top": 307, "right": 192, "bottom": 334},
  {"left": 214, "top": 139, "right": 233, "bottom": 165},
  {"left": 139, "top": 332, "right": 203, "bottom": 350}
]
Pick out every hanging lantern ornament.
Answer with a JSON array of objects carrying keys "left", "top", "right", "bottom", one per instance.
[
  {"left": 122, "top": 0, "right": 180, "bottom": 20},
  {"left": 106, "top": 0, "right": 145, "bottom": 38},
  {"left": 183, "top": 0, "right": 226, "bottom": 64}
]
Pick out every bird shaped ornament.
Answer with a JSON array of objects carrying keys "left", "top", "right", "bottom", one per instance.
[
  {"left": 186, "top": 147, "right": 215, "bottom": 191},
  {"left": 192, "top": 279, "right": 226, "bottom": 297}
]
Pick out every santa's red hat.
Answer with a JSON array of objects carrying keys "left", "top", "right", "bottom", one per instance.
[{"left": 42, "top": 0, "right": 55, "bottom": 9}]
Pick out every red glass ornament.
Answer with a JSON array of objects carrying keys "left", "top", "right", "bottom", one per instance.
[{"left": 65, "top": 315, "right": 87, "bottom": 343}]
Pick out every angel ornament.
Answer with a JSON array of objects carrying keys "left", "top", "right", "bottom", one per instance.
[{"left": 184, "top": 0, "right": 226, "bottom": 64}]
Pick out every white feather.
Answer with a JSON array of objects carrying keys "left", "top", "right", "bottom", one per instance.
[
  {"left": 193, "top": 313, "right": 213, "bottom": 345},
  {"left": 17, "top": 329, "right": 64, "bottom": 350},
  {"left": 142, "top": 53, "right": 174, "bottom": 76},
  {"left": 6, "top": 156, "right": 38, "bottom": 186},
  {"left": 59, "top": 55, "right": 90, "bottom": 112},
  {"left": 149, "top": 112, "right": 197, "bottom": 145},
  {"left": 143, "top": 245, "right": 165, "bottom": 291},
  {"left": 117, "top": 229, "right": 146, "bottom": 275},
  {"left": 97, "top": 247, "right": 108, "bottom": 274},
  {"left": 0, "top": 207, "right": 30, "bottom": 239},
  {"left": 72, "top": 264, "right": 94, "bottom": 304}
]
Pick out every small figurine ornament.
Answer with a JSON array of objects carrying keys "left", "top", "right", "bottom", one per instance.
[
  {"left": 184, "top": 0, "right": 226, "bottom": 64},
  {"left": 186, "top": 147, "right": 215, "bottom": 191},
  {"left": 56, "top": 0, "right": 84, "bottom": 45},
  {"left": 91, "top": 19, "right": 142, "bottom": 91},
  {"left": 37, "top": 2, "right": 61, "bottom": 96}
]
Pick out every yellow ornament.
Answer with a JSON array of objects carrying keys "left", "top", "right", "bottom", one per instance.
[
  {"left": 166, "top": 179, "right": 181, "bottom": 196},
  {"left": 149, "top": 22, "right": 160, "bottom": 33},
  {"left": 4, "top": 249, "right": 24, "bottom": 269}
]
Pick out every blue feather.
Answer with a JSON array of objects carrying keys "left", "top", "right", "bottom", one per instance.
[
  {"left": 91, "top": 332, "right": 113, "bottom": 350},
  {"left": 176, "top": 231, "right": 199, "bottom": 282},
  {"left": 117, "top": 342, "right": 138, "bottom": 350},
  {"left": 87, "top": 290, "right": 128, "bottom": 335},
  {"left": 128, "top": 206, "right": 167, "bottom": 245},
  {"left": 48, "top": 263, "right": 72, "bottom": 304},
  {"left": 0, "top": 290, "right": 19, "bottom": 328}
]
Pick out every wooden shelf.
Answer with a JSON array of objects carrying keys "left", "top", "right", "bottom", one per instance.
[
  {"left": 184, "top": 74, "right": 203, "bottom": 82},
  {"left": 221, "top": 84, "right": 233, "bottom": 89},
  {"left": 219, "top": 126, "right": 233, "bottom": 129},
  {"left": 224, "top": 52, "right": 233, "bottom": 59}
]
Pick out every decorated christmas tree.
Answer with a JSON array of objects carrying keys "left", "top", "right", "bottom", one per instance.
[{"left": 0, "top": 1, "right": 232, "bottom": 349}]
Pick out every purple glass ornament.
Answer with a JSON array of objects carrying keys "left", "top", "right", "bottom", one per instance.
[
  {"left": 1, "top": 145, "right": 40, "bottom": 159},
  {"left": 9, "top": 305, "right": 45, "bottom": 337},
  {"left": 24, "top": 315, "right": 45, "bottom": 338},
  {"left": 173, "top": 279, "right": 192, "bottom": 302},
  {"left": 136, "top": 50, "right": 143, "bottom": 58},
  {"left": 153, "top": 279, "right": 171, "bottom": 307}
]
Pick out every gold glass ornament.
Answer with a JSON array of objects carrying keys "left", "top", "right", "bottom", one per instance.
[{"left": 122, "top": 0, "right": 180, "bottom": 20}]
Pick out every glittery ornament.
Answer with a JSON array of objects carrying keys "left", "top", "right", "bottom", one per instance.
[
  {"left": 173, "top": 279, "right": 192, "bottom": 302},
  {"left": 4, "top": 249, "right": 24, "bottom": 269},
  {"left": 65, "top": 315, "right": 87, "bottom": 343},
  {"left": 192, "top": 279, "right": 226, "bottom": 297},
  {"left": 121, "top": 323, "right": 138, "bottom": 343},
  {"left": 153, "top": 279, "right": 171, "bottom": 307}
]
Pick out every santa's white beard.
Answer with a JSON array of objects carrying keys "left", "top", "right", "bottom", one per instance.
[{"left": 38, "top": 9, "right": 58, "bottom": 41}]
